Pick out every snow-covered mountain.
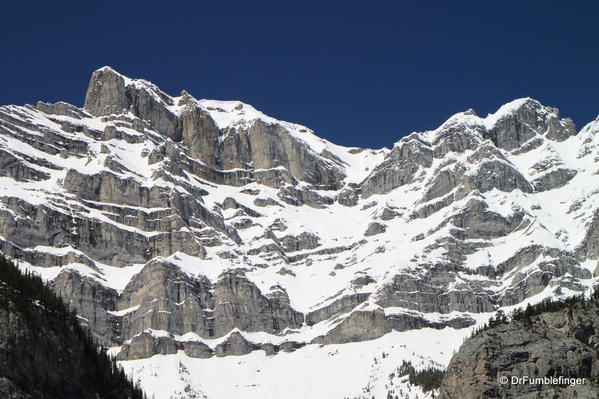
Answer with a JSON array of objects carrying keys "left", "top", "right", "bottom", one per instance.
[{"left": 0, "top": 66, "right": 598, "bottom": 398}]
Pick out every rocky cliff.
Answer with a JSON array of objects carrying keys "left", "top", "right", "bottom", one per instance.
[
  {"left": 0, "top": 67, "right": 598, "bottom": 398},
  {"left": 439, "top": 292, "right": 599, "bottom": 398}
]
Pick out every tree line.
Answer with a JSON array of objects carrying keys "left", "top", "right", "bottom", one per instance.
[
  {"left": 471, "top": 287, "right": 599, "bottom": 337},
  {"left": 0, "top": 255, "right": 147, "bottom": 399}
]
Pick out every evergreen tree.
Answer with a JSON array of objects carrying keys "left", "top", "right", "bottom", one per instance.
[{"left": 0, "top": 255, "right": 146, "bottom": 399}]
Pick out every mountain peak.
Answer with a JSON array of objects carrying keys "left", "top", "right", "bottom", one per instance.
[
  {"left": 84, "top": 67, "right": 175, "bottom": 117},
  {"left": 423, "top": 97, "right": 575, "bottom": 151},
  {"left": 485, "top": 97, "right": 543, "bottom": 124},
  {"left": 84, "top": 66, "right": 130, "bottom": 116},
  {"left": 483, "top": 97, "right": 575, "bottom": 149},
  {"left": 84, "top": 66, "right": 180, "bottom": 138},
  {"left": 94, "top": 65, "right": 121, "bottom": 75}
]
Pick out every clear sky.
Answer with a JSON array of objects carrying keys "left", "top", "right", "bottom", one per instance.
[{"left": 1, "top": 1, "right": 597, "bottom": 148}]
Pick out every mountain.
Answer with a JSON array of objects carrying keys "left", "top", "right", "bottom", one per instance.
[
  {"left": 0, "top": 255, "right": 145, "bottom": 398},
  {"left": 0, "top": 66, "right": 597, "bottom": 398}
]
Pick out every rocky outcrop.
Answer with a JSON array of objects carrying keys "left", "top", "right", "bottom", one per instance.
[
  {"left": 577, "top": 210, "right": 599, "bottom": 260},
  {"left": 531, "top": 168, "right": 577, "bottom": 192},
  {"left": 484, "top": 98, "right": 576, "bottom": 150},
  {"left": 313, "top": 309, "right": 391, "bottom": 344},
  {"left": 306, "top": 293, "right": 371, "bottom": 325},
  {"left": 439, "top": 295, "right": 599, "bottom": 399},
  {"left": 214, "top": 331, "right": 254, "bottom": 357},
  {"left": 116, "top": 329, "right": 306, "bottom": 360},
  {"left": 337, "top": 187, "right": 360, "bottom": 206},
  {"left": 364, "top": 222, "right": 386, "bottom": 236},
  {"left": 279, "top": 232, "right": 320, "bottom": 252},
  {"left": 375, "top": 271, "right": 496, "bottom": 314},
  {"left": 360, "top": 134, "right": 433, "bottom": 197},
  {"left": 36, "top": 101, "right": 89, "bottom": 119},
  {"left": 116, "top": 331, "right": 213, "bottom": 360},
  {"left": 313, "top": 307, "right": 476, "bottom": 345},
  {"left": 56, "top": 261, "right": 305, "bottom": 348},
  {"left": 51, "top": 271, "right": 119, "bottom": 346},
  {"left": 378, "top": 206, "right": 402, "bottom": 220},
  {"left": 422, "top": 167, "right": 463, "bottom": 202},
  {"left": 277, "top": 185, "right": 336, "bottom": 208},
  {"left": 85, "top": 66, "right": 180, "bottom": 138},
  {"left": 445, "top": 198, "right": 524, "bottom": 240},
  {"left": 0, "top": 149, "right": 51, "bottom": 181},
  {"left": 361, "top": 98, "right": 575, "bottom": 206},
  {"left": 456, "top": 160, "right": 533, "bottom": 199},
  {"left": 212, "top": 273, "right": 303, "bottom": 336}
]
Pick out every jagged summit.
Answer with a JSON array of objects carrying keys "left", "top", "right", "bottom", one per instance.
[
  {"left": 85, "top": 66, "right": 314, "bottom": 132},
  {"left": 0, "top": 68, "right": 598, "bottom": 398},
  {"left": 82, "top": 67, "right": 394, "bottom": 188},
  {"left": 96, "top": 65, "right": 120, "bottom": 73},
  {"left": 83, "top": 67, "right": 574, "bottom": 161},
  {"left": 428, "top": 97, "right": 573, "bottom": 140}
]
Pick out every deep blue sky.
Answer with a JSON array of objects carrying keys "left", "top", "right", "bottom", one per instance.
[{"left": 1, "top": 1, "right": 597, "bottom": 148}]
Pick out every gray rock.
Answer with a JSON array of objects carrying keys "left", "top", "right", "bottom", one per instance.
[
  {"left": 279, "top": 232, "right": 320, "bottom": 252},
  {"left": 85, "top": 67, "right": 180, "bottom": 138},
  {"left": 439, "top": 299, "right": 599, "bottom": 399},
  {"left": 313, "top": 309, "right": 390, "bottom": 344},
  {"left": 378, "top": 206, "right": 401, "bottom": 220},
  {"left": 532, "top": 168, "right": 577, "bottom": 192},
  {"left": 0, "top": 149, "right": 51, "bottom": 181},
  {"left": 214, "top": 331, "right": 254, "bottom": 357},
  {"left": 52, "top": 260, "right": 306, "bottom": 352},
  {"left": 364, "top": 222, "right": 386, "bottom": 236},
  {"left": 422, "top": 167, "right": 462, "bottom": 202},
  {"left": 446, "top": 198, "right": 524, "bottom": 240},
  {"left": 36, "top": 101, "right": 89, "bottom": 118},
  {"left": 375, "top": 271, "right": 496, "bottom": 314},
  {"left": 222, "top": 197, "right": 263, "bottom": 217},
  {"left": 116, "top": 332, "right": 213, "bottom": 360},
  {"left": 360, "top": 134, "right": 433, "bottom": 197},
  {"left": 306, "top": 293, "right": 371, "bottom": 326},
  {"left": 268, "top": 218, "right": 288, "bottom": 231},
  {"left": 277, "top": 185, "right": 335, "bottom": 208},
  {"left": 51, "top": 271, "right": 119, "bottom": 346},
  {"left": 84, "top": 68, "right": 346, "bottom": 190},
  {"left": 577, "top": 210, "right": 599, "bottom": 260},
  {"left": 254, "top": 197, "right": 282, "bottom": 207},
  {"left": 431, "top": 111, "right": 485, "bottom": 157},
  {"left": 484, "top": 98, "right": 576, "bottom": 150},
  {"left": 212, "top": 273, "right": 303, "bottom": 337},
  {"left": 455, "top": 160, "right": 533, "bottom": 199},
  {"left": 337, "top": 187, "right": 359, "bottom": 206}
]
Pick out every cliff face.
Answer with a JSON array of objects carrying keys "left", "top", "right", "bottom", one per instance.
[
  {"left": 83, "top": 66, "right": 346, "bottom": 189},
  {"left": 1, "top": 67, "right": 599, "bottom": 398},
  {"left": 439, "top": 296, "right": 599, "bottom": 399}
]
